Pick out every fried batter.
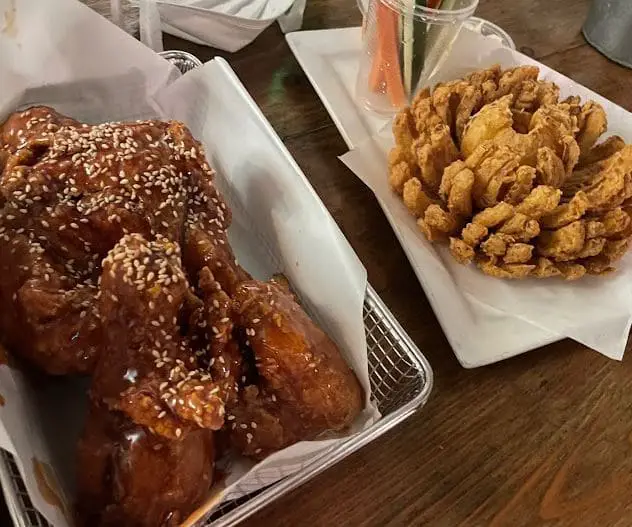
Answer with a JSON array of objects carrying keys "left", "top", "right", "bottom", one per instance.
[
  {"left": 461, "top": 95, "right": 514, "bottom": 158},
  {"left": 389, "top": 160, "right": 415, "bottom": 194},
  {"left": 532, "top": 257, "right": 562, "bottom": 278},
  {"left": 536, "top": 146, "right": 566, "bottom": 188},
  {"left": 413, "top": 123, "right": 460, "bottom": 193},
  {"left": 537, "top": 220, "right": 586, "bottom": 261},
  {"left": 392, "top": 108, "right": 417, "bottom": 160},
  {"left": 540, "top": 191, "right": 590, "bottom": 229},
  {"left": 461, "top": 222, "right": 488, "bottom": 246},
  {"left": 557, "top": 261, "right": 587, "bottom": 280},
  {"left": 504, "top": 243, "right": 534, "bottom": 264},
  {"left": 578, "top": 145, "right": 632, "bottom": 210},
  {"left": 515, "top": 185, "right": 561, "bottom": 219},
  {"left": 469, "top": 144, "right": 521, "bottom": 206},
  {"left": 599, "top": 207, "right": 632, "bottom": 238},
  {"left": 387, "top": 65, "right": 632, "bottom": 277},
  {"left": 403, "top": 177, "right": 436, "bottom": 217},
  {"left": 505, "top": 165, "right": 536, "bottom": 206},
  {"left": 481, "top": 233, "right": 514, "bottom": 256},
  {"left": 578, "top": 135, "right": 625, "bottom": 168},
  {"left": 450, "top": 237, "right": 475, "bottom": 264},
  {"left": 576, "top": 101, "right": 607, "bottom": 155},
  {"left": 585, "top": 219, "right": 606, "bottom": 239},
  {"left": 478, "top": 258, "right": 535, "bottom": 279},
  {"left": 498, "top": 213, "right": 541, "bottom": 242},
  {"left": 439, "top": 161, "right": 474, "bottom": 216},
  {"left": 473, "top": 202, "right": 515, "bottom": 227},
  {"left": 418, "top": 204, "right": 462, "bottom": 240},
  {"left": 432, "top": 80, "right": 484, "bottom": 142}
]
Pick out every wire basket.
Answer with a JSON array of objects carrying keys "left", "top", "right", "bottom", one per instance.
[{"left": 0, "top": 284, "right": 432, "bottom": 527}]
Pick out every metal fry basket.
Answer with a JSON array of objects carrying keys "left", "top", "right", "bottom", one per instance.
[
  {"left": 158, "top": 50, "right": 203, "bottom": 74},
  {"left": 0, "top": 285, "right": 432, "bottom": 527}
]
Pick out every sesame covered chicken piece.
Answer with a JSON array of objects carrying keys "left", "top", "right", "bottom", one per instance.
[
  {"left": 2, "top": 106, "right": 366, "bottom": 526},
  {"left": 227, "top": 279, "right": 364, "bottom": 460},
  {"left": 0, "top": 107, "right": 218, "bottom": 373},
  {"left": 93, "top": 234, "right": 228, "bottom": 439},
  {"left": 78, "top": 234, "right": 224, "bottom": 527}
]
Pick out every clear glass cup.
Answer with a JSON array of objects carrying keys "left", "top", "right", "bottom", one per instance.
[{"left": 356, "top": 0, "right": 479, "bottom": 115}]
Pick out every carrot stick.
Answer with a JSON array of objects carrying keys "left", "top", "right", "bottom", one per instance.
[
  {"left": 368, "top": 41, "right": 385, "bottom": 92},
  {"left": 378, "top": 3, "right": 407, "bottom": 107}
]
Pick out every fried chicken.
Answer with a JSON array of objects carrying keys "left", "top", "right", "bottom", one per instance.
[
  {"left": 76, "top": 235, "right": 228, "bottom": 527},
  {"left": 1, "top": 106, "right": 365, "bottom": 525},
  {"left": 228, "top": 279, "right": 364, "bottom": 460},
  {"left": 77, "top": 404, "right": 214, "bottom": 527},
  {"left": 0, "top": 107, "right": 224, "bottom": 373}
]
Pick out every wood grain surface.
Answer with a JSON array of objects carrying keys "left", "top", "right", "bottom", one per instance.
[
  {"left": 8, "top": 1, "right": 625, "bottom": 527},
  {"left": 163, "top": 0, "right": 632, "bottom": 526}
]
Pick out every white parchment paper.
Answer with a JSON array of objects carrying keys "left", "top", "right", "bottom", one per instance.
[
  {"left": 0, "top": 0, "right": 378, "bottom": 525},
  {"left": 341, "top": 29, "right": 632, "bottom": 365}
]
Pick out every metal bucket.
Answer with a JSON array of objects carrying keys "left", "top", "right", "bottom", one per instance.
[{"left": 583, "top": 0, "right": 632, "bottom": 68}]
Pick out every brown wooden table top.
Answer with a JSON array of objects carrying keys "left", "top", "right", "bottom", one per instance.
[{"left": 163, "top": 1, "right": 632, "bottom": 525}]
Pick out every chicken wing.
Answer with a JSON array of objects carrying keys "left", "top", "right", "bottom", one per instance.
[
  {"left": 77, "top": 234, "right": 228, "bottom": 526},
  {"left": 77, "top": 403, "right": 214, "bottom": 527},
  {"left": 228, "top": 280, "right": 363, "bottom": 459}
]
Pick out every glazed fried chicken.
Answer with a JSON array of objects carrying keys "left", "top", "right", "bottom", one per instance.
[
  {"left": 0, "top": 108, "right": 199, "bottom": 372},
  {"left": 1, "top": 106, "right": 365, "bottom": 525},
  {"left": 77, "top": 404, "right": 214, "bottom": 527},
  {"left": 77, "top": 235, "right": 231, "bottom": 527},
  {"left": 227, "top": 279, "right": 364, "bottom": 459}
]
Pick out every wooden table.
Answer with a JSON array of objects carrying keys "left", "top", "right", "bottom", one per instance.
[
  {"left": 0, "top": 2, "right": 623, "bottom": 527},
  {"left": 159, "top": 0, "right": 632, "bottom": 526}
]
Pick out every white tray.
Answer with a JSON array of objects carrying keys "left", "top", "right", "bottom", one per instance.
[{"left": 287, "top": 27, "right": 561, "bottom": 367}]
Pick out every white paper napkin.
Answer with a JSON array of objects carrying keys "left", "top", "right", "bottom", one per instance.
[{"left": 131, "top": 0, "right": 306, "bottom": 52}]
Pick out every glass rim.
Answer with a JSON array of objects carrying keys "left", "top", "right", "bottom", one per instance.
[{"left": 379, "top": 0, "right": 479, "bottom": 22}]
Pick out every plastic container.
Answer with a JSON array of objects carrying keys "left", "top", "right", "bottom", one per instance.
[
  {"left": 357, "top": 0, "right": 514, "bottom": 49},
  {"left": 355, "top": 0, "right": 478, "bottom": 114},
  {"left": 463, "top": 16, "right": 515, "bottom": 50}
]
